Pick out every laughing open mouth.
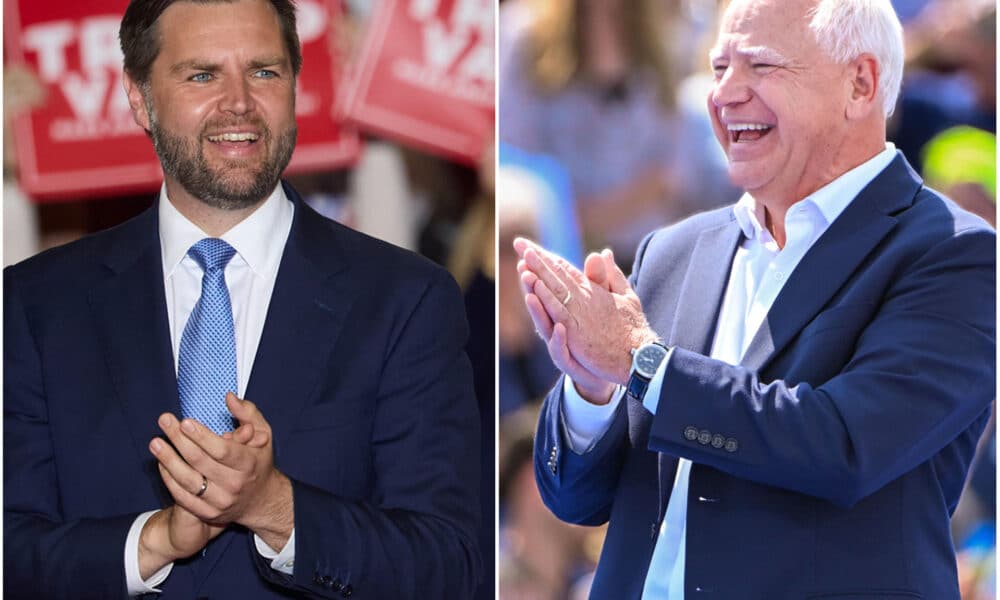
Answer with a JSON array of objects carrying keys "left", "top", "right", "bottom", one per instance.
[{"left": 728, "top": 123, "right": 773, "bottom": 143}]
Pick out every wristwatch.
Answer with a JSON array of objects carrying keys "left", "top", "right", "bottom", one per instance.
[{"left": 626, "top": 341, "right": 670, "bottom": 403}]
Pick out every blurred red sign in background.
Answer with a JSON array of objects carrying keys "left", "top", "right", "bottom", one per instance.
[
  {"left": 338, "top": 0, "right": 494, "bottom": 165},
  {"left": 4, "top": 0, "right": 359, "bottom": 202}
]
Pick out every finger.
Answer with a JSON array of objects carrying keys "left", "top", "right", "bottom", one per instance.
[
  {"left": 524, "top": 293, "right": 554, "bottom": 340},
  {"left": 175, "top": 416, "right": 238, "bottom": 467},
  {"left": 226, "top": 393, "right": 268, "bottom": 431},
  {"left": 603, "top": 249, "right": 631, "bottom": 295},
  {"left": 584, "top": 252, "right": 609, "bottom": 290},
  {"left": 518, "top": 266, "right": 538, "bottom": 297},
  {"left": 533, "top": 280, "right": 572, "bottom": 326},
  {"left": 150, "top": 436, "right": 208, "bottom": 498},
  {"left": 247, "top": 428, "right": 270, "bottom": 448},
  {"left": 523, "top": 248, "right": 574, "bottom": 304},
  {"left": 157, "top": 462, "right": 219, "bottom": 522},
  {"left": 512, "top": 236, "right": 540, "bottom": 259},
  {"left": 229, "top": 423, "right": 256, "bottom": 445},
  {"left": 157, "top": 413, "right": 216, "bottom": 471}
]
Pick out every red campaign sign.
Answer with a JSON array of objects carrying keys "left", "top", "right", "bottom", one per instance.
[
  {"left": 339, "top": 0, "right": 494, "bottom": 165},
  {"left": 4, "top": 0, "right": 360, "bottom": 202}
]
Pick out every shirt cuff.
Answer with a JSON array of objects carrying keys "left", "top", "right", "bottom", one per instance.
[
  {"left": 254, "top": 529, "right": 296, "bottom": 575},
  {"left": 641, "top": 347, "right": 675, "bottom": 416},
  {"left": 560, "top": 376, "right": 624, "bottom": 454},
  {"left": 125, "top": 510, "right": 173, "bottom": 595}
]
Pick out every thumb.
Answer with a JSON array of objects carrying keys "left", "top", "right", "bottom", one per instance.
[
  {"left": 603, "top": 249, "right": 630, "bottom": 295},
  {"left": 584, "top": 252, "right": 609, "bottom": 290},
  {"left": 226, "top": 392, "right": 261, "bottom": 425}
]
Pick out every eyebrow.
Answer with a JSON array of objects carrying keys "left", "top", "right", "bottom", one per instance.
[
  {"left": 169, "top": 56, "right": 288, "bottom": 75},
  {"left": 709, "top": 45, "right": 789, "bottom": 64}
]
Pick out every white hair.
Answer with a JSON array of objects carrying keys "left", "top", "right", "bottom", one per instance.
[{"left": 808, "top": 0, "right": 904, "bottom": 117}]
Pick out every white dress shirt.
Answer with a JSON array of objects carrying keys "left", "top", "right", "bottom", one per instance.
[
  {"left": 124, "top": 184, "right": 296, "bottom": 595},
  {"left": 562, "top": 145, "right": 898, "bottom": 598}
]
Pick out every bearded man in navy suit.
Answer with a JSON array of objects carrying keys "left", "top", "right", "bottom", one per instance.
[
  {"left": 4, "top": 0, "right": 480, "bottom": 598},
  {"left": 515, "top": 0, "right": 994, "bottom": 598}
]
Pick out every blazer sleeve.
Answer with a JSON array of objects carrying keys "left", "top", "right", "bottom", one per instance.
[
  {"left": 532, "top": 231, "right": 659, "bottom": 525},
  {"left": 648, "top": 226, "right": 996, "bottom": 508},
  {"left": 533, "top": 380, "right": 630, "bottom": 525},
  {"left": 252, "top": 268, "right": 481, "bottom": 599},
  {"left": 4, "top": 267, "right": 135, "bottom": 599}
]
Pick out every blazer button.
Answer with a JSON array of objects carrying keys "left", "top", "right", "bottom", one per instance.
[
  {"left": 725, "top": 438, "right": 739, "bottom": 453},
  {"left": 698, "top": 430, "right": 712, "bottom": 445},
  {"left": 321, "top": 575, "right": 334, "bottom": 588},
  {"left": 313, "top": 573, "right": 324, "bottom": 585},
  {"left": 711, "top": 434, "right": 725, "bottom": 449},
  {"left": 342, "top": 584, "right": 354, "bottom": 597},
  {"left": 332, "top": 579, "right": 344, "bottom": 592},
  {"left": 683, "top": 426, "right": 698, "bottom": 441}
]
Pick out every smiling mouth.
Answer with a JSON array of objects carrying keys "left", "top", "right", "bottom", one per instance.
[
  {"left": 206, "top": 132, "right": 260, "bottom": 144},
  {"left": 728, "top": 123, "right": 773, "bottom": 143}
]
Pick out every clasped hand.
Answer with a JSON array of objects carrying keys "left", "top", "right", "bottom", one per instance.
[
  {"left": 141, "top": 393, "right": 292, "bottom": 572},
  {"left": 513, "top": 238, "right": 658, "bottom": 403}
]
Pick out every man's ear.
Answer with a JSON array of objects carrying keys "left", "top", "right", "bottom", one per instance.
[
  {"left": 122, "top": 71, "right": 152, "bottom": 132},
  {"left": 845, "top": 53, "right": 880, "bottom": 121}
]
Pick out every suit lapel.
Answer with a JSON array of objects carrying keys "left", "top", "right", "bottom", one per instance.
[
  {"left": 657, "top": 214, "right": 743, "bottom": 518},
  {"left": 243, "top": 187, "right": 353, "bottom": 454},
  {"left": 740, "top": 154, "right": 921, "bottom": 373},
  {"left": 88, "top": 207, "right": 177, "bottom": 507}
]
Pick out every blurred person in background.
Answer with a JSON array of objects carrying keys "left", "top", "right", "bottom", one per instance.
[
  {"left": 3, "top": 64, "right": 45, "bottom": 265},
  {"left": 500, "top": 405, "right": 594, "bottom": 600},
  {"left": 4, "top": 0, "right": 480, "bottom": 597},
  {"left": 498, "top": 163, "right": 565, "bottom": 417},
  {"left": 889, "top": 0, "right": 994, "bottom": 173},
  {"left": 499, "top": 0, "right": 733, "bottom": 264},
  {"left": 514, "top": 0, "right": 994, "bottom": 598}
]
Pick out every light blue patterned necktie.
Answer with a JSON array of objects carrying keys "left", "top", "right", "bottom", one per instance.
[{"left": 178, "top": 238, "right": 238, "bottom": 435}]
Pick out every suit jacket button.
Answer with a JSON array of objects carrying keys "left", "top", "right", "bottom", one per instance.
[
  {"left": 342, "top": 584, "right": 354, "bottom": 597},
  {"left": 332, "top": 579, "right": 344, "bottom": 591},
  {"left": 313, "top": 573, "right": 324, "bottom": 585},
  {"left": 321, "top": 575, "right": 334, "bottom": 588},
  {"left": 684, "top": 426, "right": 699, "bottom": 441},
  {"left": 698, "top": 430, "right": 712, "bottom": 445},
  {"left": 725, "top": 438, "right": 738, "bottom": 453},
  {"left": 711, "top": 434, "right": 725, "bottom": 449}
]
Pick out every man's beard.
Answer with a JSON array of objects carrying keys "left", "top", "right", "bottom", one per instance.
[{"left": 146, "top": 101, "right": 297, "bottom": 211}]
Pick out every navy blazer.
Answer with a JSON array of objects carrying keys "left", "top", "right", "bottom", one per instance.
[
  {"left": 5, "top": 184, "right": 481, "bottom": 599},
  {"left": 535, "top": 154, "right": 995, "bottom": 599}
]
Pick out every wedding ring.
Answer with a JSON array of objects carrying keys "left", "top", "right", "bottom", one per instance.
[
  {"left": 561, "top": 290, "right": 572, "bottom": 306},
  {"left": 195, "top": 475, "right": 208, "bottom": 498}
]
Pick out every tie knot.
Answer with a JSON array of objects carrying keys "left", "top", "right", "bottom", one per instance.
[{"left": 188, "top": 238, "right": 236, "bottom": 272}]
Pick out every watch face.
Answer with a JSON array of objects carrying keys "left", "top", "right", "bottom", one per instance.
[{"left": 634, "top": 344, "right": 668, "bottom": 378}]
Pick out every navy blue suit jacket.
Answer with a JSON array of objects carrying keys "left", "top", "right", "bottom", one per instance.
[
  {"left": 5, "top": 184, "right": 480, "bottom": 599},
  {"left": 535, "top": 154, "right": 995, "bottom": 599}
]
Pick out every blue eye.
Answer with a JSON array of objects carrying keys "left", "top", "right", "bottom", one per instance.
[
  {"left": 254, "top": 70, "right": 278, "bottom": 79},
  {"left": 190, "top": 72, "right": 213, "bottom": 82}
]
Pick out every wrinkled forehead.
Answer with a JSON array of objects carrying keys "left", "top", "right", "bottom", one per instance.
[{"left": 710, "top": 0, "right": 816, "bottom": 59}]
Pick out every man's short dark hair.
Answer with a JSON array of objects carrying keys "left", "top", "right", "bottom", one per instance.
[{"left": 120, "top": 0, "right": 303, "bottom": 86}]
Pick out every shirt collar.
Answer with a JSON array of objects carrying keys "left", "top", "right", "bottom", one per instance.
[
  {"left": 159, "top": 183, "right": 293, "bottom": 278},
  {"left": 733, "top": 143, "right": 898, "bottom": 241}
]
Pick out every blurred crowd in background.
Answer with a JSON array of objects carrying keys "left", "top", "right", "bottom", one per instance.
[
  {"left": 3, "top": 0, "right": 997, "bottom": 598},
  {"left": 4, "top": 2, "right": 494, "bottom": 600},
  {"left": 497, "top": 0, "right": 995, "bottom": 598}
]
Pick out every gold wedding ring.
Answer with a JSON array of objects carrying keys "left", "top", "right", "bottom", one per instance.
[{"left": 195, "top": 474, "right": 208, "bottom": 498}]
